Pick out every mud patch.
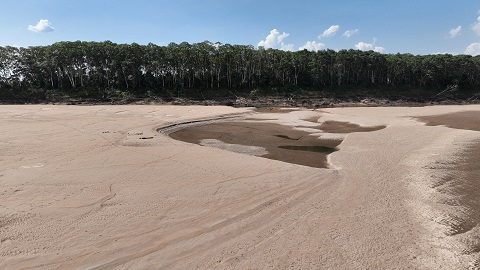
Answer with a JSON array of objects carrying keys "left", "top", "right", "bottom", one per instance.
[
  {"left": 417, "top": 111, "right": 480, "bottom": 132},
  {"left": 317, "top": 121, "right": 386, "bottom": 133},
  {"left": 278, "top": 145, "right": 336, "bottom": 154},
  {"left": 170, "top": 121, "right": 341, "bottom": 168}
]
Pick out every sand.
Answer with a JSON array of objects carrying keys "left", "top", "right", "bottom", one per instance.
[{"left": 1, "top": 104, "right": 480, "bottom": 269}]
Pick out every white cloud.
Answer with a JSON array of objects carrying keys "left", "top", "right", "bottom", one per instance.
[
  {"left": 342, "top": 29, "right": 359, "bottom": 38},
  {"left": 448, "top": 26, "right": 462, "bottom": 38},
  {"left": 355, "top": 41, "right": 385, "bottom": 53},
  {"left": 277, "top": 32, "right": 289, "bottom": 43},
  {"left": 432, "top": 52, "right": 457, "bottom": 55},
  {"left": 319, "top": 25, "right": 340, "bottom": 39},
  {"left": 258, "top": 29, "right": 293, "bottom": 51},
  {"left": 374, "top": 46, "right": 386, "bottom": 53},
  {"left": 299, "top": 41, "right": 325, "bottom": 51},
  {"left": 473, "top": 16, "right": 480, "bottom": 36},
  {"left": 280, "top": 43, "right": 294, "bottom": 51},
  {"left": 355, "top": 42, "right": 373, "bottom": 50},
  {"left": 28, "top": 19, "right": 55, "bottom": 33},
  {"left": 465, "top": 42, "right": 480, "bottom": 55}
]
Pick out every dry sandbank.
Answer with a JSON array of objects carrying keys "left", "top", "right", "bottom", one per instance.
[{"left": 0, "top": 104, "right": 480, "bottom": 269}]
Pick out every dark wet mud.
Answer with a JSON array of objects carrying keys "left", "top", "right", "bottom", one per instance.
[{"left": 170, "top": 121, "right": 341, "bottom": 168}]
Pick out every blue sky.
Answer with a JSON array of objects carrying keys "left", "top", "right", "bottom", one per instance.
[{"left": 1, "top": 0, "right": 480, "bottom": 55}]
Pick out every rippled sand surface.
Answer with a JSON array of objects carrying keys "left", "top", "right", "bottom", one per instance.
[{"left": 1, "top": 104, "right": 480, "bottom": 269}]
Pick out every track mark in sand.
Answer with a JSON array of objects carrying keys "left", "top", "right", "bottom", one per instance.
[
  {"left": 100, "top": 184, "right": 116, "bottom": 207},
  {"left": 213, "top": 186, "right": 221, "bottom": 196},
  {"left": 212, "top": 214, "right": 301, "bottom": 269},
  {"left": 58, "top": 184, "right": 116, "bottom": 209},
  {"left": 88, "top": 173, "right": 334, "bottom": 270},
  {"left": 161, "top": 173, "right": 337, "bottom": 270},
  {"left": 114, "top": 110, "right": 129, "bottom": 115}
]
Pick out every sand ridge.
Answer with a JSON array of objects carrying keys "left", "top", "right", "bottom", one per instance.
[{"left": 1, "top": 104, "right": 480, "bottom": 269}]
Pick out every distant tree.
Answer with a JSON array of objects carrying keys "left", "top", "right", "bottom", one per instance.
[{"left": 1, "top": 41, "right": 479, "bottom": 101}]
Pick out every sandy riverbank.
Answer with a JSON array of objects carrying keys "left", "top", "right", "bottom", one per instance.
[{"left": 1, "top": 104, "right": 479, "bottom": 269}]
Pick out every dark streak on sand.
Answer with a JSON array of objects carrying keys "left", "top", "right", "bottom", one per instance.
[
  {"left": 418, "top": 111, "right": 480, "bottom": 132},
  {"left": 317, "top": 121, "right": 387, "bottom": 133},
  {"left": 254, "top": 107, "right": 299, "bottom": 114}
]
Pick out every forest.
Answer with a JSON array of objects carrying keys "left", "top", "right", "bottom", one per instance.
[{"left": 1, "top": 40, "right": 480, "bottom": 103}]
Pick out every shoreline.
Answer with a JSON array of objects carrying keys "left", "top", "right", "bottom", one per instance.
[{"left": 1, "top": 95, "right": 480, "bottom": 109}]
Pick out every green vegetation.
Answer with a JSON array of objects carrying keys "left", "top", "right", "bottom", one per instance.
[{"left": 1, "top": 40, "right": 480, "bottom": 103}]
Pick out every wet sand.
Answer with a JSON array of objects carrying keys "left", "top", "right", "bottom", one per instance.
[
  {"left": 417, "top": 111, "right": 480, "bottom": 265},
  {"left": 418, "top": 111, "right": 480, "bottom": 132},
  {"left": 170, "top": 121, "right": 341, "bottom": 168},
  {"left": 169, "top": 117, "right": 386, "bottom": 169},
  {"left": 1, "top": 105, "right": 480, "bottom": 269},
  {"left": 318, "top": 120, "right": 386, "bottom": 133},
  {"left": 450, "top": 141, "right": 480, "bottom": 238}
]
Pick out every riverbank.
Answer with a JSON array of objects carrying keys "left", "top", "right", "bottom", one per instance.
[{"left": 2, "top": 89, "right": 480, "bottom": 108}]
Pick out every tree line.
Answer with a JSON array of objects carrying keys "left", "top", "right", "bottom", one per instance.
[{"left": 1, "top": 40, "right": 480, "bottom": 102}]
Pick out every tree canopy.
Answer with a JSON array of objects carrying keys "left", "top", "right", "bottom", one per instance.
[{"left": 1, "top": 40, "right": 480, "bottom": 102}]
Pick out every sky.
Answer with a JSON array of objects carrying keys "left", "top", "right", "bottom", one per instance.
[{"left": 1, "top": 0, "right": 480, "bottom": 55}]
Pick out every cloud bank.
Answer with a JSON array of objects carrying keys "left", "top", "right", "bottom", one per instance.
[
  {"left": 465, "top": 42, "right": 480, "bottom": 55},
  {"left": 258, "top": 27, "right": 388, "bottom": 53},
  {"left": 319, "top": 25, "right": 340, "bottom": 39},
  {"left": 299, "top": 41, "right": 325, "bottom": 51},
  {"left": 355, "top": 41, "right": 385, "bottom": 53},
  {"left": 28, "top": 19, "right": 55, "bottom": 33},
  {"left": 258, "top": 29, "right": 294, "bottom": 51}
]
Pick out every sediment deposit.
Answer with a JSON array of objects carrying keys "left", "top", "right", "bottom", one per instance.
[{"left": 1, "top": 105, "right": 479, "bottom": 269}]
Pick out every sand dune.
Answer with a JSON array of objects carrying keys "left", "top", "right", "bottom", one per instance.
[{"left": 1, "top": 104, "right": 480, "bottom": 269}]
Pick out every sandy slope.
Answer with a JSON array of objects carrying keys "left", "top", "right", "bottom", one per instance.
[{"left": 1, "top": 104, "right": 480, "bottom": 269}]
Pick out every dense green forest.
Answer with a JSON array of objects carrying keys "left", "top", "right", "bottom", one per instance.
[{"left": 1, "top": 40, "right": 480, "bottom": 103}]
